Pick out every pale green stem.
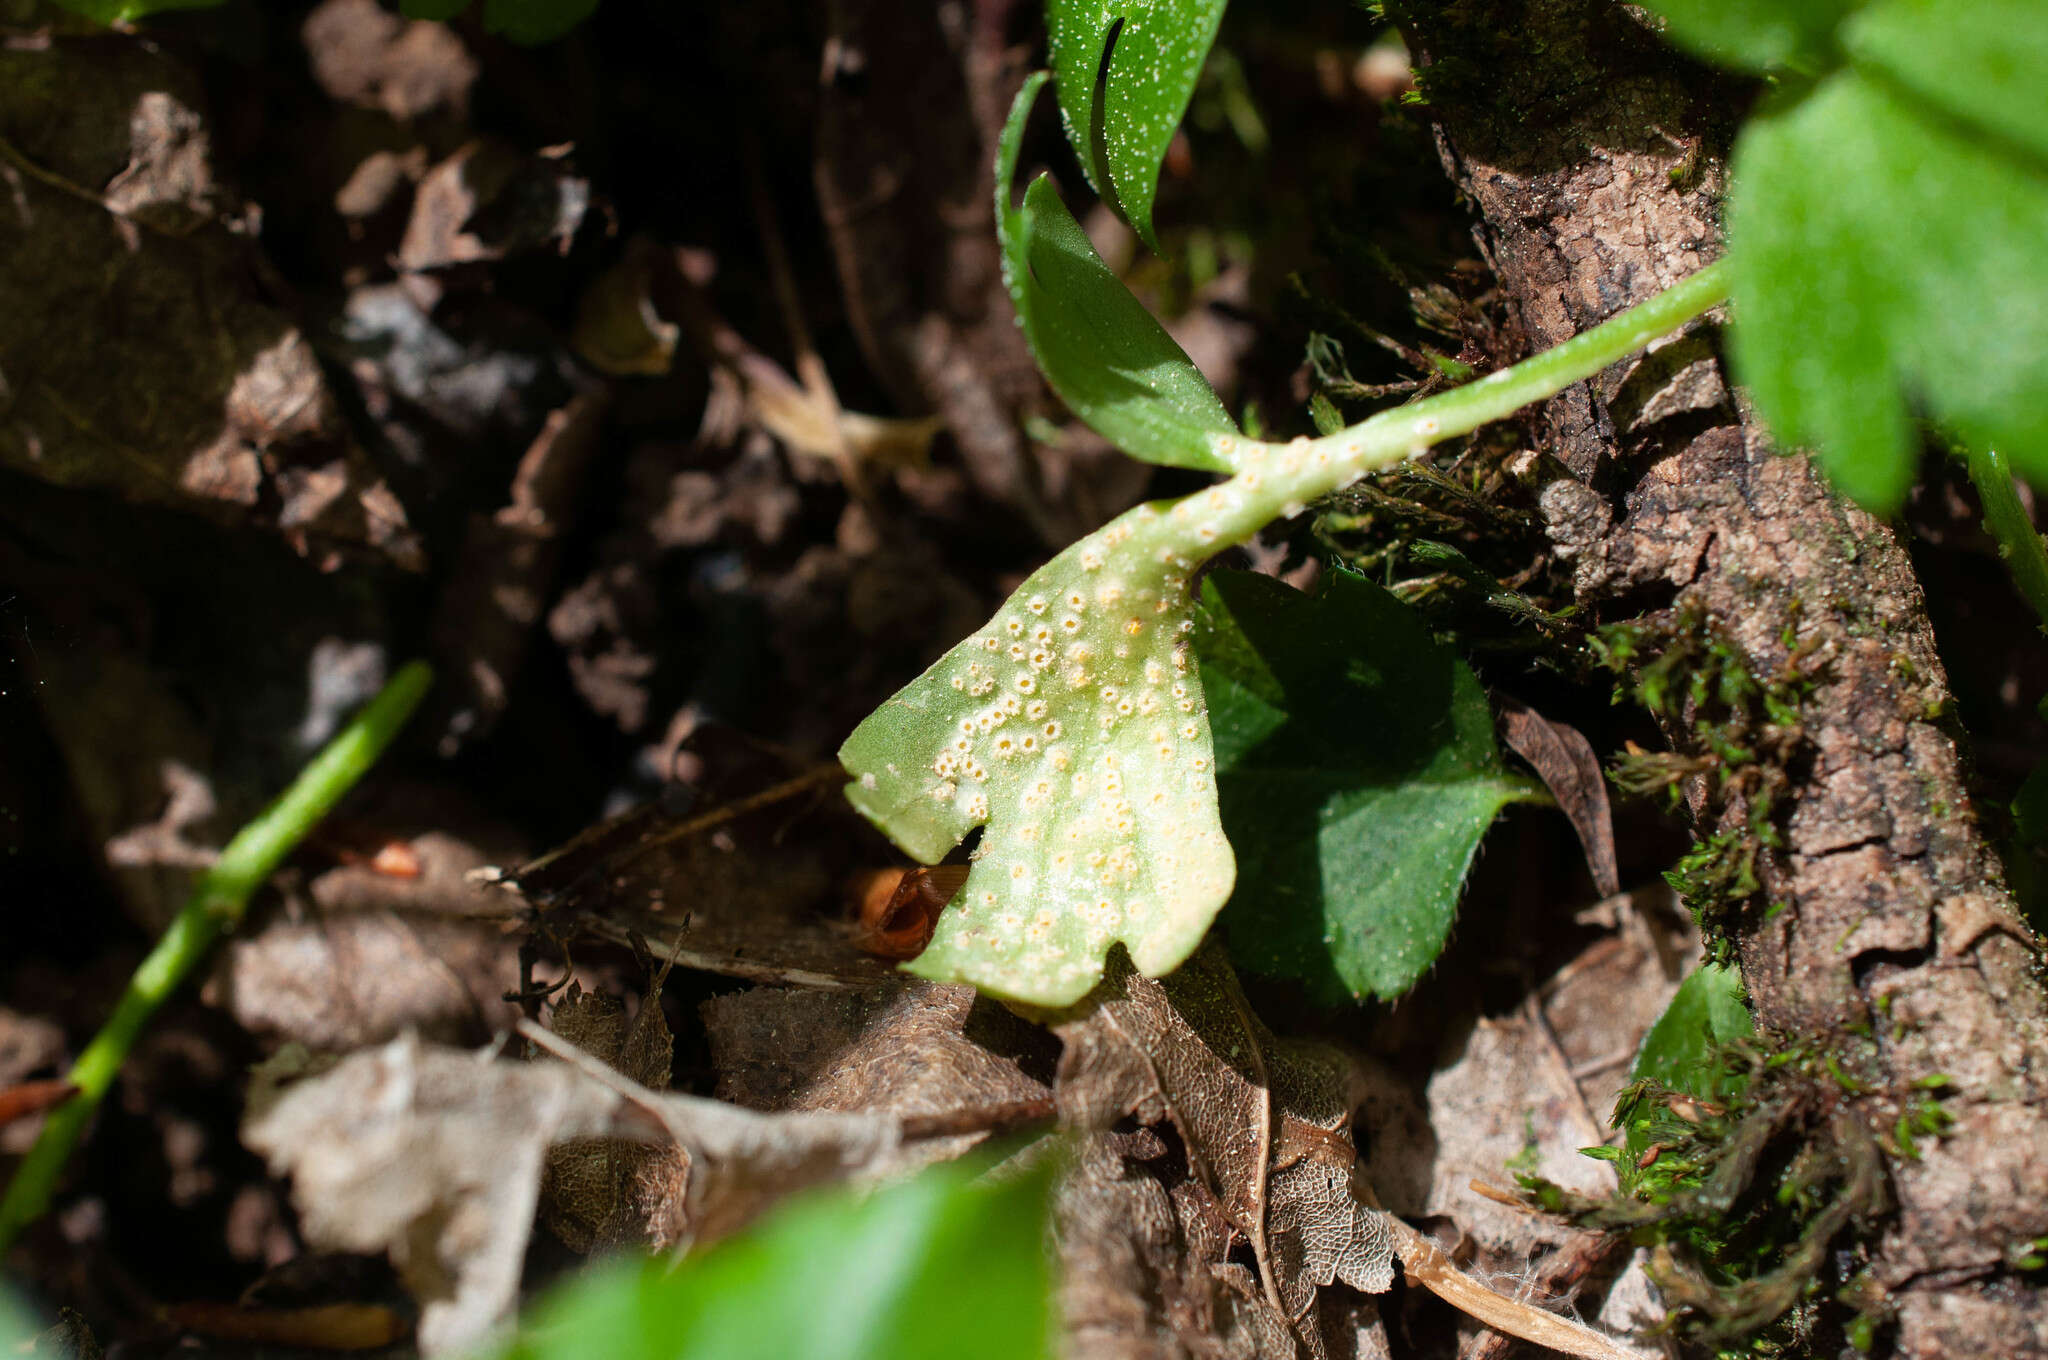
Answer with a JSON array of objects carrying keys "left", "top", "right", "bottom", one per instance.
[
  {"left": 1185, "top": 260, "right": 1731, "bottom": 556},
  {"left": 1965, "top": 444, "right": 2048, "bottom": 634},
  {"left": 0, "top": 661, "right": 434, "bottom": 1252}
]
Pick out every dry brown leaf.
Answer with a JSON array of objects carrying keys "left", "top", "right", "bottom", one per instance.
[
  {"left": 0, "top": 1080, "right": 77, "bottom": 1132},
  {"left": 1054, "top": 946, "right": 1396, "bottom": 1330},
  {"left": 244, "top": 1031, "right": 907, "bottom": 1354},
  {"left": 1496, "top": 695, "right": 1620, "bottom": 899},
  {"left": 492, "top": 759, "right": 898, "bottom": 990},
  {"left": 702, "top": 977, "right": 1052, "bottom": 1179},
  {"left": 1057, "top": 1129, "right": 1300, "bottom": 1360},
  {"left": 0, "top": 44, "right": 421, "bottom": 566},
  {"left": 1385, "top": 1218, "right": 1641, "bottom": 1360},
  {"left": 538, "top": 972, "right": 683, "bottom": 1253},
  {"left": 302, "top": 0, "right": 476, "bottom": 121},
  {"left": 397, "top": 142, "right": 588, "bottom": 273},
  {"left": 211, "top": 910, "right": 523, "bottom": 1050}
]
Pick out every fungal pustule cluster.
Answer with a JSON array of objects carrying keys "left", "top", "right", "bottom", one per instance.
[{"left": 838, "top": 502, "right": 1237, "bottom": 1006}]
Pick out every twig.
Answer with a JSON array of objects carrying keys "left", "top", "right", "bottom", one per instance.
[
  {"left": 616, "top": 763, "right": 847, "bottom": 868},
  {"left": 518, "top": 1016, "right": 1053, "bottom": 1145},
  {"left": 0, "top": 128, "right": 180, "bottom": 239},
  {"left": 0, "top": 662, "right": 433, "bottom": 1251},
  {"left": 1387, "top": 1217, "right": 1641, "bottom": 1360},
  {"left": 744, "top": 141, "right": 862, "bottom": 497},
  {"left": 1457, "top": 1228, "right": 1635, "bottom": 1360},
  {"left": 897, "top": 1098, "right": 1056, "bottom": 1141}
]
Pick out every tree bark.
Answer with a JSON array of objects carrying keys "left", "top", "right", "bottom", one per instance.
[{"left": 1390, "top": 2, "right": 2048, "bottom": 1354}]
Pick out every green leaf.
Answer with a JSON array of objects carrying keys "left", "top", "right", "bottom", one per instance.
[
  {"left": 2013, "top": 760, "right": 2048, "bottom": 849},
  {"left": 1047, "top": 0, "right": 1228, "bottom": 252},
  {"left": 400, "top": 0, "right": 472, "bottom": 19},
  {"left": 1608, "top": 962, "right": 1753, "bottom": 1194},
  {"left": 1649, "top": 0, "right": 1859, "bottom": 76},
  {"left": 480, "top": 0, "right": 598, "bottom": 44},
  {"left": 1845, "top": 0, "right": 2048, "bottom": 163},
  {"left": 45, "top": 0, "right": 223, "bottom": 25},
  {"left": 497, "top": 1157, "right": 1055, "bottom": 1360},
  {"left": 1195, "top": 569, "right": 1532, "bottom": 1004},
  {"left": 1728, "top": 68, "right": 2048, "bottom": 511},
  {"left": 1631, "top": 962, "right": 1753, "bottom": 1099},
  {"left": 841, "top": 501, "right": 1235, "bottom": 1007},
  {"left": 1635, "top": 0, "right": 1859, "bottom": 74},
  {"left": 996, "top": 74, "right": 1239, "bottom": 475}
]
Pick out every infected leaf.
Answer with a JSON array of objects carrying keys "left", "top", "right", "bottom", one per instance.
[{"left": 840, "top": 502, "right": 1235, "bottom": 1007}]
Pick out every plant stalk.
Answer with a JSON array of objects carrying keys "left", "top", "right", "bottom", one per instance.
[
  {"left": 1964, "top": 443, "right": 2048, "bottom": 633},
  {"left": 0, "top": 661, "right": 433, "bottom": 1253},
  {"left": 1179, "top": 260, "right": 1731, "bottom": 554}
]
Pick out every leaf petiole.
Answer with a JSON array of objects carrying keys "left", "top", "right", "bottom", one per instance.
[
  {"left": 1166, "top": 258, "right": 1732, "bottom": 558},
  {"left": 0, "top": 661, "right": 433, "bottom": 1251}
]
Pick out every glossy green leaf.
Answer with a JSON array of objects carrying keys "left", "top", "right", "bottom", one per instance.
[
  {"left": 1635, "top": 0, "right": 1858, "bottom": 74},
  {"left": 496, "top": 1158, "right": 1055, "bottom": 1360},
  {"left": 1047, "top": 0, "right": 1228, "bottom": 252},
  {"left": 1729, "top": 69, "right": 2048, "bottom": 511},
  {"left": 841, "top": 500, "right": 1234, "bottom": 1006},
  {"left": 1195, "top": 569, "right": 1533, "bottom": 1004},
  {"left": 1607, "top": 962, "right": 1754, "bottom": 1193},
  {"left": 1631, "top": 962, "right": 1753, "bottom": 1098},
  {"left": 1845, "top": 0, "right": 2048, "bottom": 162},
  {"left": 45, "top": 0, "right": 223, "bottom": 25},
  {"left": 481, "top": 0, "right": 599, "bottom": 43},
  {"left": 997, "top": 73, "right": 1238, "bottom": 475}
]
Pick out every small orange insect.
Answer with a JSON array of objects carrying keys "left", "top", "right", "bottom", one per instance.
[{"left": 852, "top": 865, "right": 969, "bottom": 960}]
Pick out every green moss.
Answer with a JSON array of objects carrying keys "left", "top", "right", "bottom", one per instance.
[
  {"left": 1523, "top": 1041, "right": 1895, "bottom": 1352},
  {"left": 1593, "top": 609, "right": 1812, "bottom": 951}
]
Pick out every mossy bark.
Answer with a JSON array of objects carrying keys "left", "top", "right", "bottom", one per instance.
[{"left": 1389, "top": 1, "right": 2048, "bottom": 1354}]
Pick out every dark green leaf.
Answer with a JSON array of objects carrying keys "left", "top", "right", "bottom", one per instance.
[
  {"left": 1631, "top": 963, "right": 1753, "bottom": 1099},
  {"left": 1047, "top": 0, "right": 1228, "bottom": 251},
  {"left": 480, "top": 0, "right": 598, "bottom": 44},
  {"left": 1195, "top": 569, "right": 1533, "bottom": 1003},
  {"left": 1728, "top": 69, "right": 2048, "bottom": 511},
  {"left": 996, "top": 75, "right": 1237, "bottom": 473},
  {"left": 1636, "top": 0, "right": 1858, "bottom": 74},
  {"left": 400, "top": 0, "right": 472, "bottom": 19},
  {"left": 1846, "top": 0, "right": 2048, "bottom": 162},
  {"left": 2013, "top": 761, "right": 2048, "bottom": 850},
  {"left": 45, "top": 0, "right": 223, "bottom": 25},
  {"left": 498, "top": 1158, "right": 1055, "bottom": 1360}
]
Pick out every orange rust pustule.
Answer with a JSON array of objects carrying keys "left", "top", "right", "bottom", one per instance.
[{"left": 852, "top": 865, "right": 969, "bottom": 960}]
